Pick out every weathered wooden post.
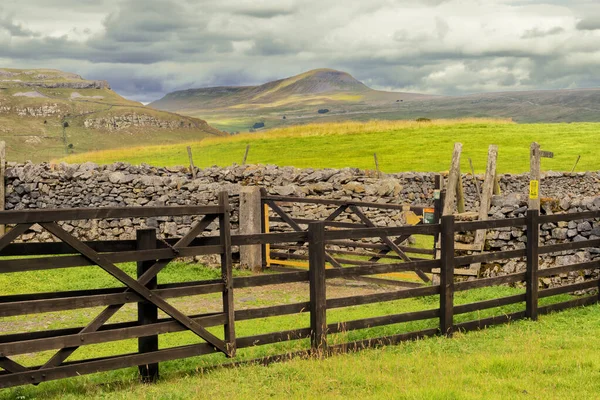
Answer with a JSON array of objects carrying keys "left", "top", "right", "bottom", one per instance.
[
  {"left": 186, "top": 146, "right": 196, "bottom": 179},
  {"left": 526, "top": 209, "right": 539, "bottom": 321},
  {"left": 136, "top": 228, "right": 159, "bottom": 382},
  {"left": 443, "top": 143, "right": 462, "bottom": 216},
  {"left": 219, "top": 192, "right": 236, "bottom": 357},
  {"left": 470, "top": 144, "right": 498, "bottom": 272},
  {"left": 439, "top": 215, "right": 455, "bottom": 337},
  {"left": 239, "top": 187, "right": 263, "bottom": 272},
  {"left": 242, "top": 144, "right": 250, "bottom": 165},
  {"left": 0, "top": 141, "right": 5, "bottom": 236},
  {"left": 308, "top": 221, "right": 327, "bottom": 354},
  {"left": 529, "top": 142, "right": 541, "bottom": 211}
]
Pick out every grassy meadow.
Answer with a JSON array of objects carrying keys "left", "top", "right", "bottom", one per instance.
[{"left": 59, "top": 119, "right": 600, "bottom": 173}]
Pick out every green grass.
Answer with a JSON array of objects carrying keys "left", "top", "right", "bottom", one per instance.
[
  {"left": 59, "top": 119, "right": 600, "bottom": 173},
  {"left": 0, "top": 261, "right": 593, "bottom": 399}
]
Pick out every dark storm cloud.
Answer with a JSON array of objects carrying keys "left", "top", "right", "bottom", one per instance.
[{"left": 1, "top": 0, "right": 599, "bottom": 101}]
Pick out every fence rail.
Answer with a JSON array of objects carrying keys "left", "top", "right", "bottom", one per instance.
[{"left": 1, "top": 196, "right": 599, "bottom": 390}]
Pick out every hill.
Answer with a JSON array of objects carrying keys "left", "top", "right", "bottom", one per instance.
[
  {"left": 149, "top": 68, "right": 600, "bottom": 132},
  {"left": 59, "top": 119, "right": 599, "bottom": 174},
  {"left": 0, "top": 68, "right": 223, "bottom": 162}
]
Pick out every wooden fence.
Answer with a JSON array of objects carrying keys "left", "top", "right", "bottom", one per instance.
[
  {"left": 0, "top": 195, "right": 599, "bottom": 389},
  {"left": 261, "top": 188, "right": 443, "bottom": 286}
]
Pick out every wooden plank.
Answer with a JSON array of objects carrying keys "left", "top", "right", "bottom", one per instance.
[
  {"left": 453, "top": 248, "right": 527, "bottom": 267},
  {"left": 325, "top": 259, "right": 440, "bottom": 279},
  {"left": 537, "top": 260, "right": 599, "bottom": 278},
  {"left": 309, "top": 222, "right": 327, "bottom": 352},
  {"left": 326, "top": 285, "right": 440, "bottom": 309},
  {"left": 526, "top": 209, "right": 539, "bottom": 320},
  {"left": 539, "top": 279, "right": 598, "bottom": 298},
  {"left": 136, "top": 229, "right": 159, "bottom": 382},
  {"left": 529, "top": 142, "right": 541, "bottom": 211},
  {"left": 0, "top": 223, "right": 33, "bottom": 252},
  {"left": 538, "top": 210, "right": 600, "bottom": 224},
  {"left": 0, "top": 205, "right": 222, "bottom": 224},
  {"left": 0, "top": 244, "right": 223, "bottom": 274},
  {"left": 219, "top": 192, "right": 236, "bottom": 357},
  {"left": 456, "top": 173, "right": 465, "bottom": 213},
  {"left": 439, "top": 215, "right": 455, "bottom": 337},
  {"left": 349, "top": 276, "right": 424, "bottom": 288},
  {"left": 470, "top": 144, "right": 498, "bottom": 271},
  {"left": 0, "top": 342, "right": 219, "bottom": 388},
  {"left": 454, "top": 294, "right": 525, "bottom": 315},
  {"left": 431, "top": 267, "right": 479, "bottom": 276},
  {"left": 454, "top": 311, "right": 526, "bottom": 332},
  {"left": 454, "top": 217, "right": 527, "bottom": 232},
  {"left": 538, "top": 296, "right": 597, "bottom": 315},
  {"left": 234, "top": 271, "right": 309, "bottom": 288},
  {"left": 454, "top": 272, "right": 526, "bottom": 291},
  {"left": 0, "top": 282, "right": 225, "bottom": 317},
  {"left": 328, "top": 308, "right": 439, "bottom": 333},
  {"left": 326, "top": 327, "right": 439, "bottom": 353},
  {"left": 539, "top": 238, "right": 600, "bottom": 255},
  {"left": 269, "top": 217, "right": 367, "bottom": 229},
  {"left": 324, "top": 224, "right": 440, "bottom": 241},
  {"left": 262, "top": 195, "right": 422, "bottom": 211}
]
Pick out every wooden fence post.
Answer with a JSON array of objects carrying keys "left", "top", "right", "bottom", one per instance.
[
  {"left": 219, "top": 192, "right": 236, "bottom": 357},
  {"left": 136, "top": 228, "right": 159, "bottom": 383},
  {"left": 440, "top": 215, "right": 455, "bottom": 337},
  {"left": 526, "top": 209, "right": 539, "bottom": 320},
  {"left": 0, "top": 141, "right": 5, "bottom": 236},
  {"left": 308, "top": 221, "right": 327, "bottom": 354},
  {"left": 186, "top": 146, "right": 196, "bottom": 179},
  {"left": 529, "top": 142, "right": 541, "bottom": 211},
  {"left": 239, "top": 187, "right": 263, "bottom": 272}
]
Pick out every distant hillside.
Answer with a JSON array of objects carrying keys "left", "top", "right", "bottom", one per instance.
[
  {"left": 0, "top": 68, "right": 223, "bottom": 162},
  {"left": 150, "top": 69, "right": 432, "bottom": 112},
  {"left": 149, "top": 68, "right": 600, "bottom": 132}
]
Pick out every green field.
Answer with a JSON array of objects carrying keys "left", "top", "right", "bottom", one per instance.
[
  {"left": 1, "top": 261, "right": 596, "bottom": 399},
  {"left": 59, "top": 119, "right": 600, "bottom": 173}
]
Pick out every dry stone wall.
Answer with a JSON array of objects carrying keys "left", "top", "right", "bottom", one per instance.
[{"left": 5, "top": 162, "right": 600, "bottom": 286}]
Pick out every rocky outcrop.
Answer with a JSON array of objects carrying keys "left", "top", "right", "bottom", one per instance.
[
  {"left": 84, "top": 113, "right": 210, "bottom": 131},
  {"left": 21, "top": 80, "right": 111, "bottom": 90}
]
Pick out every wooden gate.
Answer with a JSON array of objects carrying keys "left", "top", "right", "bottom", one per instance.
[
  {"left": 261, "top": 187, "right": 443, "bottom": 286},
  {"left": 0, "top": 193, "right": 234, "bottom": 388}
]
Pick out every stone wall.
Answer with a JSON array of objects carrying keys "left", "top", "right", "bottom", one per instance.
[{"left": 5, "top": 162, "right": 600, "bottom": 286}]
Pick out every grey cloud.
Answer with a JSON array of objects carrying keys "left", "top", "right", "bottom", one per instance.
[
  {"left": 0, "top": 0, "right": 599, "bottom": 102},
  {"left": 521, "top": 26, "right": 565, "bottom": 38},
  {"left": 576, "top": 16, "right": 600, "bottom": 30},
  {"left": 0, "top": 11, "right": 39, "bottom": 37}
]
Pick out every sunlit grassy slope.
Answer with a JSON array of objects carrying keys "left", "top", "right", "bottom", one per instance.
[{"left": 59, "top": 119, "right": 600, "bottom": 173}]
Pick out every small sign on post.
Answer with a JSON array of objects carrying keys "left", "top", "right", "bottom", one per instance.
[{"left": 529, "top": 180, "right": 539, "bottom": 199}]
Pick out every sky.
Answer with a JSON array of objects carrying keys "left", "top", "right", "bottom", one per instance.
[{"left": 1, "top": 0, "right": 599, "bottom": 102}]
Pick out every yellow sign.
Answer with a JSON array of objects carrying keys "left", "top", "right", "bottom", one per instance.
[{"left": 529, "top": 180, "right": 539, "bottom": 199}]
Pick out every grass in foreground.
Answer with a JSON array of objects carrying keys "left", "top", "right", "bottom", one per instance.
[
  {"left": 58, "top": 119, "right": 600, "bottom": 173},
  {"left": 3, "top": 303, "right": 599, "bottom": 400},
  {"left": 0, "top": 261, "right": 593, "bottom": 399}
]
